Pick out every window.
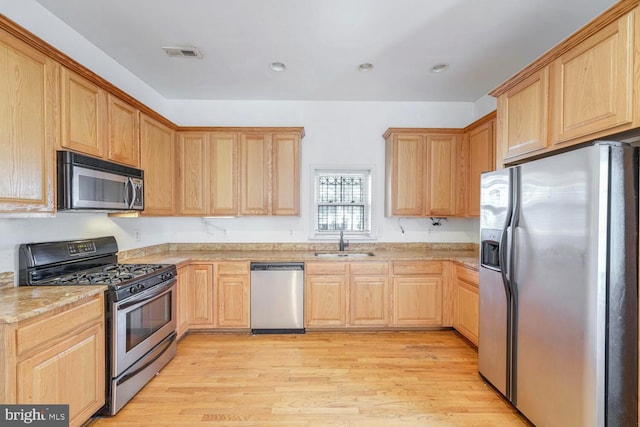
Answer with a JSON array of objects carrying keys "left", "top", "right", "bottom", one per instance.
[{"left": 313, "top": 169, "right": 372, "bottom": 237}]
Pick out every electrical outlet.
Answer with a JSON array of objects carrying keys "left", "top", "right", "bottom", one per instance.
[{"left": 134, "top": 230, "right": 141, "bottom": 241}]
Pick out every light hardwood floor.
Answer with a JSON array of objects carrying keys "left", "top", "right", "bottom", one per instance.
[{"left": 91, "top": 331, "right": 530, "bottom": 426}]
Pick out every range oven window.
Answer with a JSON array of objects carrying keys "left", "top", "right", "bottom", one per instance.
[{"left": 126, "top": 292, "right": 172, "bottom": 352}]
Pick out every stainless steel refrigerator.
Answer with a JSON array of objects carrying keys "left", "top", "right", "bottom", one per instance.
[{"left": 479, "top": 142, "right": 638, "bottom": 427}]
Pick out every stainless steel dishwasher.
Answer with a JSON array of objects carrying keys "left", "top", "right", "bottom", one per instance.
[{"left": 250, "top": 262, "right": 305, "bottom": 334}]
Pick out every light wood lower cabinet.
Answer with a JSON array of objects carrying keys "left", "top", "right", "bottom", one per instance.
[
  {"left": 215, "top": 262, "right": 250, "bottom": 328},
  {"left": 349, "top": 262, "right": 390, "bottom": 327},
  {"left": 453, "top": 264, "right": 479, "bottom": 345},
  {"left": 187, "top": 264, "right": 215, "bottom": 328},
  {"left": 391, "top": 261, "right": 443, "bottom": 327},
  {"left": 0, "top": 293, "right": 105, "bottom": 427},
  {"left": 305, "top": 262, "right": 348, "bottom": 327},
  {"left": 182, "top": 262, "right": 250, "bottom": 331},
  {"left": 176, "top": 265, "right": 189, "bottom": 339}
]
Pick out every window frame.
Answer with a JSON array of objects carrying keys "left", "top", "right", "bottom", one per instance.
[{"left": 310, "top": 166, "right": 376, "bottom": 240}]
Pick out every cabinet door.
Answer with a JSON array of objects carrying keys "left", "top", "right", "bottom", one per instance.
[
  {"left": 0, "top": 30, "right": 57, "bottom": 213},
  {"left": 385, "top": 134, "right": 425, "bottom": 216},
  {"left": 349, "top": 276, "right": 389, "bottom": 326},
  {"left": 271, "top": 133, "right": 300, "bottom": 215},
  {"left": 466, "top": 120, "right": 495, "bottom": 217},
  {"left": 107, "top": 94, "right": 140, "bottom": 167},
  {"left": 216, "top": 275, "right": 250, "bottom": 328},
  {"left": 140, "top": 114, "right": 176, "bottom": 215},
  {"left": 305, "top": 276, "right": 347, "bottom": 327},
  {"left": 17, "top": 323, "right": 105, "bottom": 427},
  {"left": 392, "top": 276, "right": 443, "bottom": 326},
  {"left": 497, "top": 67, "right": 549, "bottom": 161},
  {"left": 454, "top": 280, "right": 479, "bottom": 346},
  {"left": 60, "top": 67, "right": 106, "bottom": 157},
  {"left": 426, "top": 135, "right": 458, "bottom": 216},
  {"left": 240, "top": 133, "right": 270, "bottom": 215},
  {"left": 453, "top": 265, "right": 479, "bottom": 344},
  {"left": 176, "top": 266, "right": 189, "bottom": 339},
  {"left": 209, "top": 133, "right": 238, "bottom": 216},
  {"left": 550, "top": 11, "right": 634, "bottom": 145},
  {"left": 188, "top": 264, "right": 214, "bottom": 328},
  {"left": 177, "top": 132, "right": 209, "bottom": 215}
]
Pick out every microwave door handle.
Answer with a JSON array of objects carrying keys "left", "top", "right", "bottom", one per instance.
[{"left": 124, "top": 177, "right": 135, "bottom": 209}]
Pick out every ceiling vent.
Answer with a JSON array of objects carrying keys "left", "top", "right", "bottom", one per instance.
[{"left": 162, "top": 46, "right": 202, "bottom": 59}]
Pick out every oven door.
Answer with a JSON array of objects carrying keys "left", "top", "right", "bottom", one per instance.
[
  {"left": 113, "top": 279, "right": 177, "bottom": 378},
  {"left": 71, "top": 165, "right": 143, "bottom": 210}
]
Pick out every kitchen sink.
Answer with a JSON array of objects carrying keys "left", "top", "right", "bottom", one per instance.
[{"left": 314, "top": 252, "right": 375, "bottom": 258}]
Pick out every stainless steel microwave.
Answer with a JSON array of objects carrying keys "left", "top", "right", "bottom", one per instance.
[{"left": 57, "top": 151, "right": 144, "bottom": 211}]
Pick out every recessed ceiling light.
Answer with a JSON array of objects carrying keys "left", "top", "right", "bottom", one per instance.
[
  {"left": 431, "top": 63, "right": 449, "bottom": 73},
  {"left": 270, "top": 62, "right": 286, "bottom": 72},
  {"left": 358, "top": 63, "right": 374, "bottom": 72}
]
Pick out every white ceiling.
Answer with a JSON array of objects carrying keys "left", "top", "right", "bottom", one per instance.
[{"left": 34, "top": 0, "right": 616, "bottom": 102}]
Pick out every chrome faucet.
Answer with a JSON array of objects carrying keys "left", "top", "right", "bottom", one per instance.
[{"left": 339, "top": 230, "right": 349, "bottom": 251}]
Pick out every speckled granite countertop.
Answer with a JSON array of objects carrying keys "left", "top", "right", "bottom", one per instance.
[
  {"left": 120, "top": 243, "right": 480, "bottom": 271},
  {"left": 0, "top": 243, "right": 478, "bottom": 325},
  {"left": 0, "top": 286, "right": 107, "bottom": 324}
]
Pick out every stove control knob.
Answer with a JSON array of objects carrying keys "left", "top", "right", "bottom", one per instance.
[
  {"left": 129, "top": 287, "right": 136, "bottom": 294},
  {"left": 137, "top": 284, "right": 145, "bottom": 291}
]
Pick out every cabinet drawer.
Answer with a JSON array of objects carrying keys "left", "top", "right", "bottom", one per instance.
[
  {"left": 456, "top": 264, "right": 479, "bottom": 287},
  {"left": 393, "top": 261, "right": 442, "bottom": 275},
  {"left": 217, "top": 262, "right": 250, "bottom": 275},
  {"left": 349, "top": 262, "right": 389, "bottom": 275},
  {"left": 16, "top": 295, "right": 103, "bottom": 357},
  {"left": 305, "top": 262, "right": 348, "bottom": 275}
]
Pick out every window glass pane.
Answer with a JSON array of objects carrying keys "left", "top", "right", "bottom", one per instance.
[
  {"left": 314, "top": 170, "right": 371, "bottom": 234},
  {"left": 317, "top": 205, "right": 365, "bottom": 231}
]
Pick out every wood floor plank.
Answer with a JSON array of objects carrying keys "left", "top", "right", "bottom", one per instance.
[{"left": 90, "top": 331, "right": 531, "bottom": 426}]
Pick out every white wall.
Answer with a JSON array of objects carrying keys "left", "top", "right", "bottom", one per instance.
[
  {"left": 0, "top": 2, "right": 482, "bottom": 276},
  {"left": 473, "top": 94, "right": 497, "bottom": 120}
]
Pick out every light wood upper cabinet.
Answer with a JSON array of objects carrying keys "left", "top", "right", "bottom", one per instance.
[
  {"left": 492, "top": 5, "right": 640, "bottom": 166},
  {"left": 176, "top": 131, "right": 238, "bottom": 216},
  {"left": 209, "top": 133, "right": 238, "bottom": 216},
  {"left": 107, "top": 94, "right": 140, "bottom": 167},
  {"left": 272, "top": 133, "right": 301, "bottom": 215},
  {"left": 240, "top": 133, "right": 271, "bottom": 215},
  {"left": 426, "top": 134, "right": 460, "bottom": 216},
  {"left": 61, "top": 67, "right": 142, "bottom": 167},
  {"left": 496, "top": 68, "right": 549, "bottom": 163},
  {"left": 240, "top": 131, "right": 302, "bottom": 216},
  {"left": 61, "top": 67, "right": 106, "bottom": 157},
  {"left": 0, "top": 29, "right": 58, "bottom": 214},
  {"left": 177, "top": 132, "right": 209, "bottom": 215},
  {"left": 384, "top": 130, "right": 463, "bottom": 217},
  {"left": 140, "top": 114, "right": 176, "bottom": 216},
  {"left": 465, "top": 116, "right": 496, "bottom": 217},
  {"left": 385, "top": 133, "right": 425, "bottom": 216},
  {"left": 550, "top": 10, "right": 635, "bottom": 145}
]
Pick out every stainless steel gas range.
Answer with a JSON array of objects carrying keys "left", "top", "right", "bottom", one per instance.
[{"left": 18, "top": 236, "right": 177, "bottom": 416}]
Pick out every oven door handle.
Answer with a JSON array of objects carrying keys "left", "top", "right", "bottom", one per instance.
[
  {"left": 117, "top": 331, "right": 176, "bottom": 386},
  {"left": 117, "top": 278, "right": 176, "bottom": 311}
]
